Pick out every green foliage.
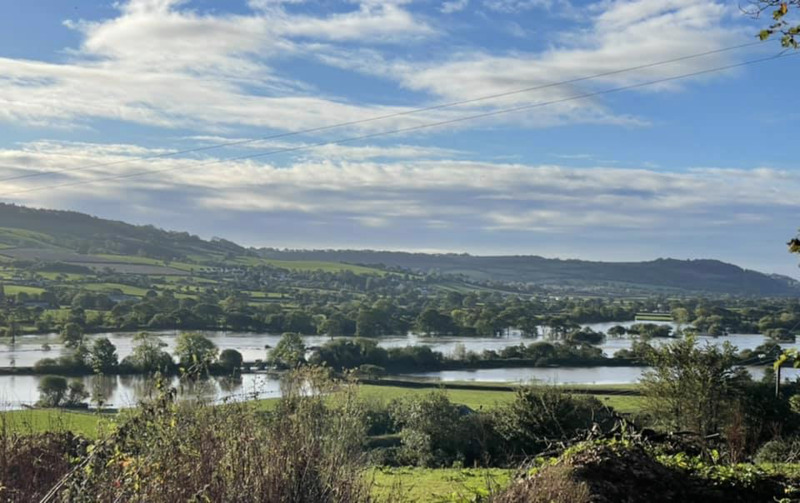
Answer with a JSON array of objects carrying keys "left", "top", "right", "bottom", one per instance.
[
  {"left": 565, "top": 327, "right": 605, "bottom": 345},
  {"left": 755, "top": 437, "right": 800, "bottom": 463},
  {"left": 34, "top": 345, "right": 90, "bottom": 375},
  {"left": 752, "top": 0, "right": 800, "bottom": 48},
  {"left": 88, "top": 337, "right": 119, "bottom": 373},
  {"left": 416, "top": 308, "right": 457, "bottom": 335},
  {"left": 120, "top": 332, "right": 174, "bottom": 374},
  {"left": 492, "top": 386, "right": 614, "bottom": 460},
  {"left": 60, "top": 322, "right": 83, "bottom": 348},
  {"left": 627, "top": 323, "right": 673, "bottom": 338},
  {"left": 392, "top": 391, "right": 484, "bottom": 468},
  {"left": 36, "top": 376, "right": 68, "bottom": 407},
  {"left": 217, "top": 348, "right": 243, "bottom": 372},
  {"left": 268, "top": 332, "right": 306, "bottom": 369},
  {"left": 53, "top": 369, "right": 371, "bottom": 502},
  {"left": 36, "top": 376, "right": 88, "bottom": 408},
  {"left": 641, "top": 337, "right": 739, "bottom": 436},
  {"left": 174, "top": 331, "right": 217, "bottom": 373}
]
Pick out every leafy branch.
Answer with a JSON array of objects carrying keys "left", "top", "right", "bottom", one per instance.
[{"left": 747, "top": 1, "right": 800, "bottom": 47}]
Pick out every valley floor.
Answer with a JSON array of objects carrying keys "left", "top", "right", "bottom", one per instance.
[{"left": 0, "top": 381, "right": 643, "bottom": 438}]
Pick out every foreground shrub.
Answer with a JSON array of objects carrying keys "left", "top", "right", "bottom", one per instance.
[
  {"left": 0, "top": 432, "right": 87, "bottom": 502},
  {"left": 755, "top": 437, "right": 800, "bottom": 463},
  {"left": 49, "top": 368, "right": 371, "bottom": 502},
  {"left": 391, "top": 391, "right": 492, "bottom": 467},
  {"left": 492, "top": 386, "right": 615, "bottom": 462},
  {"left": 493, "top": 442, "right": 793, "bottom": 503}
]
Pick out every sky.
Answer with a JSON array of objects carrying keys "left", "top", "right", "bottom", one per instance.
[{"left": 0, "top": 0, "right": 799, "bottom": 276}]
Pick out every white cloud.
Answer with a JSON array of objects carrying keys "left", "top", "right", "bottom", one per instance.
[
  {"left": 483, "top": 0, "right": 555, "bottom": 13},
  {"left": 278, "top": 3, "right": 433, "bottom": 41},
  {"left": 0, "top": 0, "right": 435, "bottom": 131},
  {"left": 1, "top": 141, "right": 798, "bottom": 239},
  {"left": 308, "top": 0, "right": 750, "bottom": 132},
  {"left": 0, "top": 0, "right": 756, "bottom": 134},
  {"left": 398, "top": 0, "right": 739, "bottom": 103},
  {"left": 180, "top": 136, "right": 464, "bottom": 160},
  {"left": 441, "top": 0, "right": 469, "bottom": 14}
]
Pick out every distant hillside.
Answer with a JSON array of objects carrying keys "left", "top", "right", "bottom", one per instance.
[
  {"left": 257, "top": 249, "right": 800, "bottom": 296},
  {"left": 0, "top": 204, "right": 795, "bottom": 296},
  {"left": 0, "top": 203, "right": 244, "bottom": 260}
]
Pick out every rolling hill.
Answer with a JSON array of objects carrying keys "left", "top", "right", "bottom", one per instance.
[
  {"left": 256, "top": 250, "right": 800, "bottom": 296},
  {"left": 0, "top": 203, "right": 245, "bottom": 260},
  {"left": 0, "top": 203, "right": 795, "bottom": 296}
]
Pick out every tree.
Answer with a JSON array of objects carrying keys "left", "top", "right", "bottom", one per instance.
[
  {"left": 268, "top": 332, "right": 306, "bottom": 369},
  {"left": 355, "top": 308, "right": 383, "bottom": 337},
  {"left": 37, "top": 376, "right": 89, "bottom": 408},
  {"left": 61, "top": 322, "right": 84, "bottom": 349},
  {"left": 309, "top": 338, "right": 388, "bottom": 370},
  {"left": 37, "top": 375, "right": 68, "bottom": 407},
  {"left": 122, "top": 332, "right": 173, "bottom": 374},
  {"left": 415, "top": 308, "right": 455, "bottom": 335},
  {"left": 320, "top": 313, "right": 346, "bottom": 338},
  {"left": 64, "top": 380, "right": 90, "bottom": 407},
  {"left": 175, "top": 332, "right": 218, "bottom": 372},
  {"left": 89, "top": 337, "right": 119, "bottom": 373},
  {"left": 193, "top": 303, "right": 223, "bottom": 325},
  {"left": 641, "top": 337, "right": 739, "bottom": 436},
  {"left": 218, "top": 348, "right": 243, "bottom": 373}
]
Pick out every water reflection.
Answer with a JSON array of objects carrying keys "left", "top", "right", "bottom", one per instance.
[
  {"left": 0, "top": 373, "right": 283, "bottom": 411},
  {"left": 2, "top": 321, "right": 798, "bottom": 409},
  {"left": 410, "top": 365, "right": 800, "bottom": 385},
  {"left": 89, "top": 375, "right": 118, "bottom": 408}
]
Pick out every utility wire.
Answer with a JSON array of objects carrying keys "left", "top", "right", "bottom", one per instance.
[
  {"left": 0, "top": 41, "right": 764, "bottom": 185},
  {"left": 1, "top": 48, "right": 796, "bottom": 198}
]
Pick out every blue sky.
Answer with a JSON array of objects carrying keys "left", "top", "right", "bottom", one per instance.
[{"left": 0, "top": 0, "right": 799, "bottom": 276}]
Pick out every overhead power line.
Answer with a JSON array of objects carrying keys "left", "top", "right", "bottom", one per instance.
[
  {"left": 0, "top": 48, "right": 796, "bottom": 198},
  {"left": 0, "top": 41, "right": 763, "bottom": 185}
]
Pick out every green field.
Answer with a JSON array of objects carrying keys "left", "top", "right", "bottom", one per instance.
[
  {"left": 0, "top": 409, "right": 116, "bottom": 439},
  {"left": 94, "top": 254, "right": 198, "bottom": 272},
  {"left": 4, "top": 284, "right": 47, "bottom": 295},
  {"left": 370, "top": 467, "right": 514, "bottom": 502},
  {"left": 236, "top": 256, "right": 387, "bottom": 275},
  {"left": 359, "top": 384, "right": 516, "bottom": 410},
  {"left": 78, "top": 282, "right": 150, "bottom": 296},
  {"left": 0, "top": 383, "right": 643, "bottom": 437},
  {"left": 37, "top": 272, "right": 91, "bottom": 281},
  {"left": 0, "top": 227, "right": 58, "bottom": 248}
]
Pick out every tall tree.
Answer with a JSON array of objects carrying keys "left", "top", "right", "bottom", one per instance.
[
  {"left": 641, "top": 337, "right": 739, "bottom": 436},
  {"left": 175, "top": 332, "right": 218, "bottom": 373},
  {"left": 268, "top": 332, "right": 306, "bottom": 369}
]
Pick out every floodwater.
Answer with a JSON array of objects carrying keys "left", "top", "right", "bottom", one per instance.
[
  {"left": 0, "top": 373, "right": 282, "bottom": 410},
  {"left": 0, "top": 320, "right": 786, "bottom": 368},
  {"left": 0, "top": 320, "right": 794, "bottom": 409}
]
